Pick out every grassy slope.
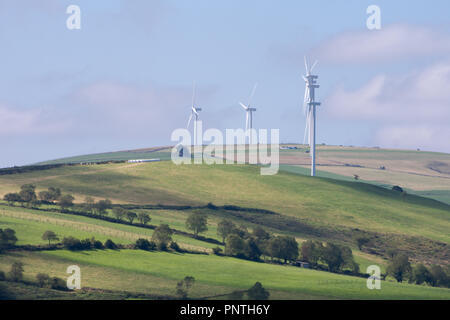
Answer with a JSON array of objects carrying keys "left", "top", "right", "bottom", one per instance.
[
  {"left": 1, "top": 250, "right": 448, "bottom": 300},
  {"left": 1, "top": 161, "right": 447, "bottom": 243}
]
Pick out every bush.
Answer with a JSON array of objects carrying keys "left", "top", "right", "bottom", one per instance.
[
  {"left": 8, "top": 262, "right": 24, "bottom": 282},
  {"left": 212, "top": 247, "right": 223, "bottom": 255},
  {"left": 104, "top": 239, "right": 117, "bottom": 250},
  {"left": 135, "top": 238, "right": 156, "bottom": 251},
  {"left": 90, "top": 238, "right": 104, "bottom": 249},
  {"left": 206, "top": 202, "right": 218, "bottom": 210},
  {"left": 0, "top": 271, "right": 5, "bottom": 281},
  {"left": 247, "top": 282, "right": 270, "bottom": 300},
  {"left": 36, "top": 273, "right": 50, "bottom": 287},
  {"left": 387, "top": 254, "right": 411, "bottom": 283},
  {"left": 49, "top": 277, "right": 67, "bottom": 291},
  {"left": 169, "top": 241, "right": 181, "bottom": 252},
  {"left": 62, "top": 237, "right": 87, "bottom": 251}
]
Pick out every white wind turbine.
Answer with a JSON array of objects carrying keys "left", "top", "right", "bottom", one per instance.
[
  {"left": 187, "top": 82, "right": 202, "bottom": 146},
  {"left": 302, "top": 57, "right": 321, "bottom": 177},
  {"left": 239, "top": 83, "right": 258, "bottom": 145}
]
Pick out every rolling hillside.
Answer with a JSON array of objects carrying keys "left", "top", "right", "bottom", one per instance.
[{"left": 0, "top": 146, "right": 449, "bottom": 299}]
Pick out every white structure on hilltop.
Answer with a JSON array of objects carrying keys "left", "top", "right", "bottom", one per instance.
[
  {"left": 302, "top": 57, "right": 321, "bottom": 177},
  {"left": 239, "top": 83, "right": 258, "bottom": 145},
  {"left": 187, "top": 82, "right": 202, "bottom": 146}
]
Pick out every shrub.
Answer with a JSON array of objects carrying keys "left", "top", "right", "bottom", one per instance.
[
  {"left": 0, "top": 271, "right": 5, "bottom": 281},
  {"left": 206, "top": 202, "right": 218, "bottom": 210},
  {"left": 135, "top": 238, "right": 156, "bottom": 251},
  {"left": 169, "top": 241, "right": 181, "bottom": 252},
  {"left": 387, "top": 254, "right": 411, "bottom": 283},
  {"left": 36, "top": 273, "right": 50, "bottom": 287},
  {"left": 247, "top": 282, "right": 270, "bottom": 300},
  {"left": 104, "top": 239, "right": 117, "bottom": 250},
  {"left": 212, "top": 247, "right": 223, "bottom": 255},
  {"left": 90, "top": 238, "right": 104, "bottom": 249},
  {"left": 50, "top": 277, "right": 67, "bottom": 291},
  {"left": 62, "top": 237, "right": 83, "bottom": 251},
  {"left": 8, "top": 262, "right": 24, "bottom": 282}
]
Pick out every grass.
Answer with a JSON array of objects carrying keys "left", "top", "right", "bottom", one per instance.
[
  {"left": 0, "top": 204, "right": 218, "bottom": 251},
  {"left": 0, "top": 161, "right": 449, "bottom": 243},
  {"left": 2, "top": 249, "right": 446, "bottom": 300}
]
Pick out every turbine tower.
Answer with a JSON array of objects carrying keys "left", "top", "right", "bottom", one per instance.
[
  {"left": 302, "top": 57, "right": 321, "bottom": 177},
  {"left": 239, "top": 83, "right": 258, "bottom": 145},
  {"left": 187, "top": 82, "right": 202, "bottom": 146}
]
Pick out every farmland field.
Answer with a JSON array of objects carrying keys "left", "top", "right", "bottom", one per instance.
[{"left": 0, "top": 145, "right": 449, "bottom": 300}]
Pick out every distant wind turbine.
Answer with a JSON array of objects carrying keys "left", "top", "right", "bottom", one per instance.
[
  {"left": 239, "top": 83, "right": 258, "bottom": 144},
  {"left": 302, "top": 57, "right": 321, "bottom": 177},
  {"left": 187, "top": 82, "right": 202, "bottom": 146}
]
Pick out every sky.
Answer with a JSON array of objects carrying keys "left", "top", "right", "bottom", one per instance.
[{"left": 0, "top": 0, "right": 449, "bottom": 167}]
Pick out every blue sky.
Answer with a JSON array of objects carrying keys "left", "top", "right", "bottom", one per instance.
[{"left": 1, "top": 0, "right": 450, "bottom": 167}]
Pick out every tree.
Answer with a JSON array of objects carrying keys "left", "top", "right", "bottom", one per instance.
[
  {"left": 247, "top": 282, "right": 270, "bottom": 300},
  {"left": 429, "top": 265, "right": 449, "bottom": 288},
  {"left": 386, "top": 254, "right": 411, "bottom": 283},
  {"left": 300, "top": 240, "right": 323, "bottom": 265},
  {"left": 217, "top": 219, "right": 236, "bottom": 243},
  {"left": 186, "top": 212, "right": 208, "bottom": 237},
  {"left": 9, "top": 262, "right": 24, "bottom": 282},
  {"left": 152, "top": 224, "right": 173, "bottom": 249},
  {"left": 253, "top": 226, "right": 270, "bottom": 242},
  {"left": 58, "top": 194, "right": 75, "bottom": 211},
  {"left": 244, "top": 238, "right": 262, "bottom": 261},
  {"left": 36, "top": 273, "right": 50, "bottom": 288},
  {"left": 138, "top": 212, "right": 151, "bottom": 225},
  {"left": 225, "top": 234, "right": 246, "bottom": 257},
  {"left": 411, "top": 264, "right": 432, "bottom": 285},
  {"left": 95, "top": 199, "right": 112, "bottom": 216},
  {"left": 176, "top": 276, "right": 195, "bottom": 299},
  {"left": 126, "top": 211, "right": 137, "bottom": 224},
  {"left": 4, "top": 193, "right": 22, "bottom": 206},
  {"left": 321, "top": 243, "right": 346, "bottom": 273},
  {"left": 42, "top": 231, "right": 59, "bottom": 245},
  {"left": 278, "top": 236, "right": 299, "bottom": 264},
  {"left": 112, "top": 207, "right": 126, "bottom": 221},
  {"left": 19, "top": 184, "right": 37, "bottom": 207},
  {"left": 84, "top": 196, "right": 95, "bottom": 214},
  {"left": 47, "top": 187, "right": 61, "bottom": 202},
  {"left": 38, "top": 191, "right": 52, "bottom": 203},
  {"left": 0, "top": 228, "right": 18, "bottom": 251}
]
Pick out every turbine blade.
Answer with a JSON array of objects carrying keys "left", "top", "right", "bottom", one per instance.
[
  {"left": 304, "top": 56, "right": 309, "bottom": 74},
  {"left": 303, "top": 111, "right": 310, "bottom": 145},
  {"left": 187, "top": 113, "right": 193, "bottom": 129},
  {"left": 248, "top": 83, "right": 258, "bottom": 106},
  {"left": 303, "top": 86, "right": 310, "bottom": 115},
  {"left": 240, "top": 102, "right": 249, "bottom": 110},
  {"left": 191, "top": 81, "right": 196, "bottom": 108},
  {"left": 310, "top": 60, "right": 318, "bottom": 73}
]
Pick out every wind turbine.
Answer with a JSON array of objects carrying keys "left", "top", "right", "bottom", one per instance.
[
  {"left": 239, "top": 83, "right": 258, "bottom": 145},
  {"left": 187, "top": 82, "right": 202, "bottom": 146},
  {"left": 302, "top": 57, "right": 321, "bottom": 177}
]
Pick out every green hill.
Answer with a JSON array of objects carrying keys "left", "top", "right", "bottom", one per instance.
[{"left": 0, "top": 150, "right": 449, "bottom": 299}]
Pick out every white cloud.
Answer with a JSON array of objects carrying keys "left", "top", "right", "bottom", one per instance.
[
  {"left": 374, "top": 125, "right": 450, "bottom": 151},
  {"left": 0, "top": 104, "right": 64, "bottom": 135},
  {"left": 325, "top": 61, "right": 450, "bottom": 152},
  {"left": 312, "top": 24, "right": 450, "bottom": 63}
]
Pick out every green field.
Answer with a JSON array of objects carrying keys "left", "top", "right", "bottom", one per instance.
[{"left": 0, "top": 147, "right": 449, "bottom": 299}]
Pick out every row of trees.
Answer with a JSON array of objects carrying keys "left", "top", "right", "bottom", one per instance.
[
  {"left": 3, "top": 184, "right": 76, "bottom": 210},
  {"left": 0, "top": 261, "right": 66, "bottom": 291},
  {"left": 386, "top": 253, "right": 450, "bottom": 288},
  {"left": 300, "top": 240, "right": 359, "bottom": 273}
]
